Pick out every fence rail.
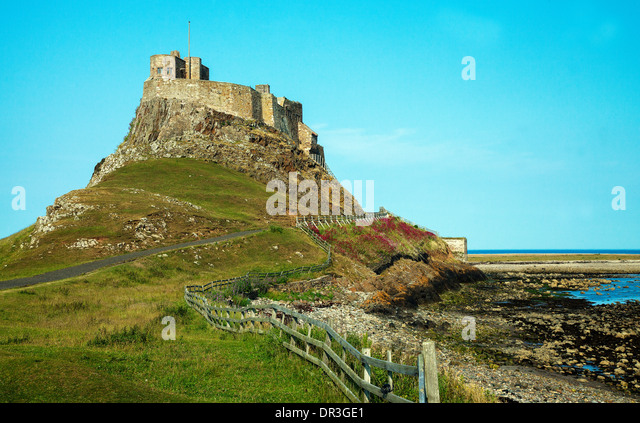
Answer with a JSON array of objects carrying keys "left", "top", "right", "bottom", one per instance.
[
  {"left": 184, "top": 287, "right": 440, "bottom": 403},
  {"left": 309, "top": 153, "right": 338, "bottom": 181},
  {"left": 183, "top": 213, "right": 441, "bottom": 403},
  {"left": 185, "top": 225, "right": 333, "bottom": 294},
  {"left": 295, "top": 211, "right": 389, "bottom": 229}
]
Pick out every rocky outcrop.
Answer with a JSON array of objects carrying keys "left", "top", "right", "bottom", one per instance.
[
  {"left": 25, "top": 193, "right": 95, "bottom": 249},
  {"left": 10, "top": 94, "right": 364, "bottom": 264},
  {"left": 88, "top": 98, "right": 358, "bottom": 214},
  {"left": 322, "top": 248, "right": 486, "bottom": 314},
  {"left": 360, "top": 257, "right": 486, "bottom": 313},
  {"left": 23, "top": 184, "right": 218, "bottom": 253}
]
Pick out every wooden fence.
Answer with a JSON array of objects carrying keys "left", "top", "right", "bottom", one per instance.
[
  {"left": 295, "top": 211, "right": 389, "bottom": 229},
  {"left": 183, "top": 213, "right": 441, "bottom": 403},
  {"left": 185, "top": 224, "right": 332, "bottom": 295},
  {"left": 185, "top": 209, "right": 389, "bottom": 295},
  {"left": 184, "top": 287, "right": 440, "bottom": 403}
]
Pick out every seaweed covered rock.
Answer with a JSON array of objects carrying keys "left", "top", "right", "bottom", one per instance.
[{"left": 361, "top": 258, "right": 486, "bottom": 313}]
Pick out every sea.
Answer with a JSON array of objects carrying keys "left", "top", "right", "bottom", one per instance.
[
  {"left": 469, "top": 249, "right": 640, "bottom": 255},
  {"left": 468, "top": 249, "right": 640, "bottom": 305}
]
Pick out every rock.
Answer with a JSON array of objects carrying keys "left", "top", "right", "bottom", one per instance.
[
  {"left": 66, "top": 238, "right": 99, "bottom": 249},
  {"left": 86, "top": 98, "right": 348, "bottom": 215},
  {"left": 360, "top": 258, "right": 485, "bottom": 312}
]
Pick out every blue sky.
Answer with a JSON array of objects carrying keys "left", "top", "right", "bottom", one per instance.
[{"left": 1, "top": 0, "right": 638, "bottom": 249}]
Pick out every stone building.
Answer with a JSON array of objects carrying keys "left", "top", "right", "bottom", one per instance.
[
  {"left": 149, "top": 50, "right": 209, "bottom": 81},
  {"left": 145, "top": 51, "right": 324, "bottom": 162}
]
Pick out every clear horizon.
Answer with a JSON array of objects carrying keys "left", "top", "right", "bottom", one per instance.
[
  {"left": 1, "top": 1, "right": 638, "bottom": 250},
  {"left": 468, "top": 249, "right": 640, "bottom": 253}
]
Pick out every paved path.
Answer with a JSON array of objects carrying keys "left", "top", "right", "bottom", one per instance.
[{"left": 0, "top": 229, "right": 263, "bottom": 291}]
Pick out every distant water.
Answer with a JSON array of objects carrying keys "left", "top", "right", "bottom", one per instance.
[
  {"left": 468, "top": 249, "right": 640, "bottom": 305},
  {"left": 469, "top": 249, "right": 640, "bottom": 255},
  {"left": 467, "top": 249, "right": 640, "bottom": 304},
  {"left": 556, "top": 275, "right": 640, "bottom": 305}
]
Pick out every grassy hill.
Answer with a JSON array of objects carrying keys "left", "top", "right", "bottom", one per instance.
[
  {"left": 0, "top": 158, "right": 282, "bottom": 282},
  {"left": 310, "top": 217, "right": 452, "bottom": 272},
  {"left": 0, "top": 227, "right": 344, "bottom": 402},
  {"left": 0, "top": 150, "right": 488, "bottom": 402},
  {"left": 0, "top": 155, "right": 351, "bottom": 402}
]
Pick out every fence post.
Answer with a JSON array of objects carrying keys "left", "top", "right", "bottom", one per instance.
[
  {"left": 422, "top": 341, "right": 440, "bottom": 403},
  {"left": 279, "top": 313, "right": 285, "bottom": 338},
  {"left": 269, "top": 309, "right": 278, "bottom": 329},
  {"left": 305, "top": 324, "right": 311, "bottom": 355},
  {"left": 362, "top": 348, "right": 371, "bottom": 403},
  {"left": 418, "top": 355, "right": 426, "bottom": 403},
  {"left": 290, "top": 318, "right": 297, "bottom": 357},
  {"left": 248, "top": 310, "right": 254, "bottom": 332},
  {"left": 387, "top": 349, "right": 393, "bottom": 392},
  {"left": 322, "top": 328, "right": 331, "bottom": 366}
]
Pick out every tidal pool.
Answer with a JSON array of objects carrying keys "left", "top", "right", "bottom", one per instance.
[{"left": 555, "top": 275, "right": 640, "bottom": 305}]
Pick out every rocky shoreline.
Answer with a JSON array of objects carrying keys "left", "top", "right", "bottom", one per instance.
[{"left": 253, "top": 267, "right": 640, "bottom": 403}]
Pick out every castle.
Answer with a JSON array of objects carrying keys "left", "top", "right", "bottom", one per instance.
[{"left": 144, "top": 51, "right": 325, "bottom": 165}]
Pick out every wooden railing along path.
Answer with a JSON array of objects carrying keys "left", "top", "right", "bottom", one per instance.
[
  {"left": 184, "top": 288, "right": 440, "bottom": 403},
  {"left": 184, "top": 211, "right": 440, "bottom": 403},
  {"left": 185, "top": 223, "right": 333, "bottom": 295},
  {"left": 185, "top": 211, "right": 389, "bottom": 294}
]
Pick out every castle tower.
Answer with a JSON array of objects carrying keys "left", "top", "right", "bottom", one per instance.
[
  {"left": 144, "top": 51, "right": 325, "bottom": 167},
  {"left": 149, "top": 51, "right": 209, "bottom": 81}
]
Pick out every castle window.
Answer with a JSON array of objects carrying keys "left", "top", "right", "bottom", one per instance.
[{"left": 157, "top": 68, "right": 162, "bottom": 75}]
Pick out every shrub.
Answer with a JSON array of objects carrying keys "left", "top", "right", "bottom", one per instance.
[
  {"left": 0, "top": 334, "right": 31, "bottom": 345},
  {"left": 269, "top": 225, "right": 284, "bottom": 233},
  {"left": 88, "top": 325, "right": 152, "bottom": 347},
  {"left": 160, "top": 303, "right": 192, "bottom": 322}
]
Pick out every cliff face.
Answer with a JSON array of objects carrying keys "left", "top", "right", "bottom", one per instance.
[
  {"left": 90, "top": 98, "right": 332, "bottom": 189},
  {"left": 359, "top": 257, "right": 486, "bottom": 313},
  {"left": 310, "top": 218, "right": 486, "bottom": 312},
  {"left": 8, "top": 95, "right": 360, "bottom": 267},
  {"left": 89, "top": 97, "right": 360, "bottom": 216},
  {"left": 2, "top": 90, "right": 484, "bottom": 305}
]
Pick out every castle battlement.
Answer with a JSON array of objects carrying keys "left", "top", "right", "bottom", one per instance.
[{"left": 144, "top": 51, "right": 322, "bottom": 159}]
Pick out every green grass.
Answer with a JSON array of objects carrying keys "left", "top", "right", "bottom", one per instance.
[
  {"left": 0, "top": 318, "right": 346, "bottom": 403},
  {"left": 312, "top": 217, "right": 451, "bottom": 270},
  {"left": 0, "top": 158, "right": 276, "bottom": 281},
  {"left": 0, "top": 227, "right": 348, "bottom": 402},
  {"left": 96, "top": 158, "right": 270, "bottom": 222},
  {"left": 0, "top": 223, "right": 493, "bottom": 403}
]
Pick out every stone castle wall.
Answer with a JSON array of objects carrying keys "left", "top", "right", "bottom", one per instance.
[
  {"left": 143, "top": 78, "right": 262, "bottom": 121},
  {"left": 442, "top": 237, "right": 468, "bottom": 262},
  {"left": 142, "top": 78, "right": 317, "bottom": 155},
  {"left": 297, "top": 122, "right": 317, "bottom": 154}
]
